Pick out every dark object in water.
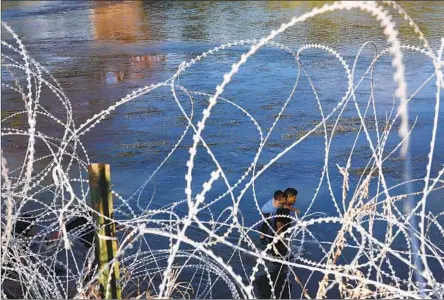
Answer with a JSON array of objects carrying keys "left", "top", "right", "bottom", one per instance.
[
  {"left": 66, "top": 216, "right": 95, "bottom": 248},
  {"left": 3, "top": 214, "right": 39, "bottom": 298},
  {"left": 14, "top": 213, "right": 37, "bottom": 237},
  {"left": 49, "top": 216, "right": 95, "bottom": 249}
]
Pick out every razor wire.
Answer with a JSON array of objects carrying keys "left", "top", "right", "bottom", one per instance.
[{"left": 1, "top": 1, "right": 444, "bottom": 299}]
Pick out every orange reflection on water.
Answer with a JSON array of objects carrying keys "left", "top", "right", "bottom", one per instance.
[
  {"left": 105, "top": 55, "right": 167, "bottom": 84},
  {"left": 129, "top": 55, "right": 166, "bottom": 79},
  {"left": 90, "top": 1, "right": 149, "bottom": 43}
]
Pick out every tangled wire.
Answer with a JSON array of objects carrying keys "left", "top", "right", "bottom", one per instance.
[{"left": 1, "top": 1, "right": 444, "bottom": 299}]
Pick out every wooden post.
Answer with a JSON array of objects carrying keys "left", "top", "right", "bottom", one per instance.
[{"left": 88, "top": 163, "right": 121, "bottom": 299}]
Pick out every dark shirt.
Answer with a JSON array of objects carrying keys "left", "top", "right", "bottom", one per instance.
[
  {"left": 275, "top": 208, "right": 291, "bottom": 229},
  {"left": 274, "top": 208, "right": 292, "bottom": 257}
]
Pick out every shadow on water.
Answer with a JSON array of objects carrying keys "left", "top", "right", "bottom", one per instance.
[{"left": 253, "top": 262, "right": 291, "bottom": 299}]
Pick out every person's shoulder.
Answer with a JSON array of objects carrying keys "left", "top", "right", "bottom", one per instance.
[{"left": 262, "top": 199, "right": 273, "bottom": 207}]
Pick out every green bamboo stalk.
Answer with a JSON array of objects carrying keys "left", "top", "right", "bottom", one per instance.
[{"left": 88, "top": 163, "right": 121, "bottom": 299}]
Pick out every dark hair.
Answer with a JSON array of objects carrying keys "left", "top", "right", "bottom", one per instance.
[
  {"left": 284, "top": 188, "right": 298, "bottom": 197},
  {"left": 274, "top": 190, "right": 284, "bottom": 199}
]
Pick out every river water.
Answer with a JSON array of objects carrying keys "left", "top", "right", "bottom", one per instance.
[{"left": 2, "top": 1, "right": 443, "bottom": 298}]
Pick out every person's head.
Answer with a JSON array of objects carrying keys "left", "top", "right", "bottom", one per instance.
[
  {"left": 274, "top": 190, "right": 286, "bottom": 204},
  {"left": 284, "top": 188, "right": 298, "bottom": 205}
]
